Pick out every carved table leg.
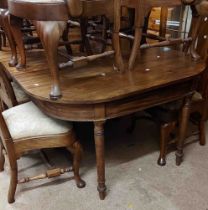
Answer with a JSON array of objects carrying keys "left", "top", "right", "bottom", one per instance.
[
  {"left": 0, "top": 10, "right": 18, "bottom": 67},
  {"left": 9, "top": 15, "right": 26, "bottom": 69},
  {"left": 94, "top": 121, "right": 106, "bottom": 200},
  {"left": 176, "top": 96, "right": 192, "bottom": 166},
  {"left": 35, "top": 21, "right": 67, "bottom": 100}
]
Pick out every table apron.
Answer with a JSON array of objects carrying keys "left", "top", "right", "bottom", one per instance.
[{"left": 33, "top": 79, "right": 195, "bottom": 122}]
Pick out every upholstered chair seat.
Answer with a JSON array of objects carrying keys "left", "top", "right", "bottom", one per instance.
[{"left": 2, "top": 101, "right": 72, "bottom": 140}]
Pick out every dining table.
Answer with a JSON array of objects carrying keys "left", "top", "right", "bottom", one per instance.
[{"left": 0, "top": 46, "right": 205, "bottom": 200}]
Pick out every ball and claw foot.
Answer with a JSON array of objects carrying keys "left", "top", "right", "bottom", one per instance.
[
  {"left": 75, "top": 178, "right": 86, "bottom": 188},
  {"left": 157, "top": 157, "right": 166, "bottom": 166}
]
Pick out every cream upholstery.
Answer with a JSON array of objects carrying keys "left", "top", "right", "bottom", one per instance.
[
  {"left": 11, "top": 82, "right": 29, "bottom": 104},
  {"left": 2, "top": 101, "right": 72, "bottom": 140},
  {"left": 192, "top": 91, "right": 203, "bottom": 101}
]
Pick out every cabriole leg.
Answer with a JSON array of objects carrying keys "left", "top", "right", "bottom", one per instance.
[{"left": 35, "top": 21, "right": 67, "bottom": 100}]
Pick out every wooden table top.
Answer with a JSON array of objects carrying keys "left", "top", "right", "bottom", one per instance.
[{"left": 1, "top": 47, "right": 205, "bottom": 105}]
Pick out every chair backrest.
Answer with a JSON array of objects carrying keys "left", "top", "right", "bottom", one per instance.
[
  {"left": 0, "top": 63, "right": 18, "bottom": 110},
  {"left": 0, "top": 64, "right": 16, "bottom": 164},
  {"left": 196, "top": 17, "right": 208, "bottom": 60},
  {"left": 65, "top": 0, "right": 113, "bottom": 19},
  {"left": 113, "top": 0, "right": 207, "bottom": 71},
  {"left": 113, "top": 0, "right": 184, "bottom": 70}
]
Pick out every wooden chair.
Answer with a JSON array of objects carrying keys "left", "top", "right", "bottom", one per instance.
[
  {"left": 113, "top": 0, "right": 208, "bottom": 71},
  {"left": 0, "top": 63, "right": 85, "bottom": 203},
  {"left": 150, "top": 4, "right": 208, "bottom": 166},
  {"left": 122, "top": 1, "right": 208, "bottom": 165},
  {"left": 143, "top": 6, "right": 208, "bottom": 165}
]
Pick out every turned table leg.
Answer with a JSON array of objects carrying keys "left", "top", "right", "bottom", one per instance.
[
  {"left": 176, "top": 96, "right": 192, "bottom": 166},
  {"left": 35, "top": 21, "right": 67, "bottom": 100},
  {"left": 9, "top": 15, "right": 26, "bottom": 69},
  {"left": 94, "top": 121, "right": 106, "bottom": 200}
]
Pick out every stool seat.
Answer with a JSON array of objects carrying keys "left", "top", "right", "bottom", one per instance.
[{"left": 2, "top": 101, "right": 72, "bottom": 139}]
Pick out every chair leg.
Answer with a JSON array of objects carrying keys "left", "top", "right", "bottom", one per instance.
[
  {"left": 158, "top": 123, "right": 169, "bottom": 166},
  {"left": 0, "top": 33, "right": 2, "bottom": 50},
  {"left": 8, "top": 167, "right": 18, "bottom": 203},
  {"left": 1, "top": 11, "right": 18, "bottom": 67},
  {"left": 67, "top": 141, "right": 86, "bottom": 188},
  {"left": 199, "top": 120, "right": 206, "bottom": 146},
  {"left": 35, "top": 21, "right": 67, "bottom": 99},
  {"left": 3, "top": 32, "right": 6, "bottom": 47},
  {"left": 158, "top": 122, "right": 176, "bottom": 166},
  {"left": 126, "top": 115, "right": 137, "bottom": 133},
  {"left": 9, "top": 15, "right": 26, "bottom": 69},
  {"left": 0, "top": 141, "right": 5, "bottom": 172}
]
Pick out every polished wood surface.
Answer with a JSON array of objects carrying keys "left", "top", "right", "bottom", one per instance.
[
  {"left": 0, "top": 46, "right": 205, "bottom": 199},
  {"left": 0, "top": 48, "right": 205, "bottom": 105},
  {"left": 7, "top": 0, "right": 207, "bottom": 98}
]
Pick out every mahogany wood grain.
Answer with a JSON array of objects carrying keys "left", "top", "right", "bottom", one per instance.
[{"left": 0, "top": 46, "right": 205, "bottom": 199}]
